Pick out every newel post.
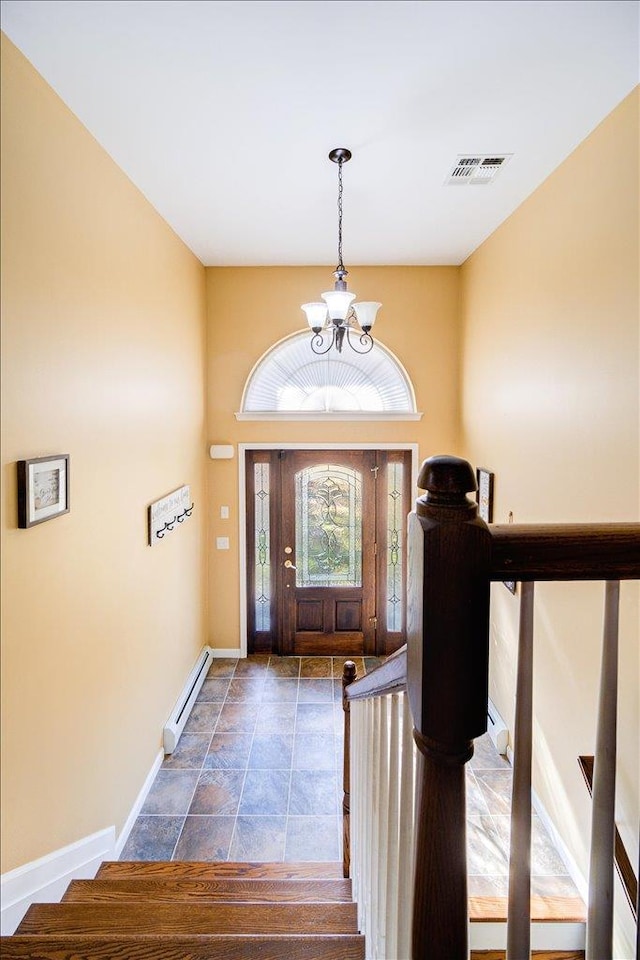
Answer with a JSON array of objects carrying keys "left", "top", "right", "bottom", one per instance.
[{"left": 407, "top": 456, "right": 492, "bottom": 960}]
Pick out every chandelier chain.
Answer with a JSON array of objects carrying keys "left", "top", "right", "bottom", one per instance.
[{"left": 337, "top": 158, "right": 344, "bottom": 270}]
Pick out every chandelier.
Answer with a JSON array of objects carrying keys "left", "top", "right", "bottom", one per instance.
[{"left": 302, "top": 148, "right": 381, "bottom": 355}]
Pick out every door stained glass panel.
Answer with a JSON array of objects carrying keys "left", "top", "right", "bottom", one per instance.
[
  {"left": 295, "top": 464, "right": 362, "bottom": 588},
  {"left": 253, "top": 462, "right": 271, "bottom": 631},
  {"left": 387, "top": 461, "right": 404, "bottom": 632}
]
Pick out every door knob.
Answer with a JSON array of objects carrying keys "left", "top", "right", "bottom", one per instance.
[{"left": 284, "top": 559, "right": 297, "bottom": 569}]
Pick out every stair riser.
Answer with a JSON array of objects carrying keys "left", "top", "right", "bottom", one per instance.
[
  {"left": 97, "top": 861, "right": 344, "bottom": 879},
  {"left": 17, "top": 902, "right": 359, "bottom": 936}
]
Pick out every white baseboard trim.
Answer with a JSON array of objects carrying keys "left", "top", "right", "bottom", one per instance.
[
  {"left": 531, "top": 783, "right": 588, "bottom": 903},
  {"left": 114, "top": 748, "right": 164, "bottom": 859},
  {"left": 0, "top": 826, "right": 115, "bottom": 935},
  {"left": 212, "top": 648, "right": 242, "bottom": 658}
]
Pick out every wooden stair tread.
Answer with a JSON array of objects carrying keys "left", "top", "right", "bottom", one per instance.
[
  {"left": 16, "top": 901, "right": 359, "bottom": 936},
  {"left": 97, "top": 860, "right": 344, "bottom": 880},
  {"left": 471, "top": 952, "right": 584, "bottom": 959},
  {"left": 63, "top": 877, "right": 353, "bottom": 902},
  {"left": 0, "top": 934, "right": 366, "bottom": 960},
  {"left": 469, "top": 895, "right": 587, "bottom": 923}
]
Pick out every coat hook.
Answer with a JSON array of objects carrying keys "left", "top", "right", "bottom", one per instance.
[{"left": 185, "top": 503, "right": 195, "bottom": 517}]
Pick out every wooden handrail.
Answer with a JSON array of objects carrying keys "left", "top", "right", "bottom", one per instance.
[
  {"left": 489, "top": 523, "right": 640, "bottom": 581},
  {"left": 345, "top": 645, "right": 407, "bottom": 701}
]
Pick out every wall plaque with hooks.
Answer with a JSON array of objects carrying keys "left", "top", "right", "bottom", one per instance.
[{"left": 148, "top": 484, "right": 193, "bottom": 545}]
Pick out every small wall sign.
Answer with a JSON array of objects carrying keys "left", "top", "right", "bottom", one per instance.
[
  {"left": 149, "top": 485, "right": 193, "bottom": 545},
  {"left": 476, "top": 468, "right": 494, "bottom": 524}
]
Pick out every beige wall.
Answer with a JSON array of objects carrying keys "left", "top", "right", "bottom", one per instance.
[
  {"left": 0, "top": 36, "right": 208, "bottom": 872},
  {"left": 460, "top": 88, "right": 639, "bottom": 952},
  {"left": 205, "top": 265, "right": 462, "bottom": 649}
]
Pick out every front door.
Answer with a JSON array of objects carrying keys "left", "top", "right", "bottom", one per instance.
[
  {"left": 245, "top": 448, "right": 412, "bottom": 657},
  {"left": 280, "top": 450, "right": 376, "bottom": 656}
]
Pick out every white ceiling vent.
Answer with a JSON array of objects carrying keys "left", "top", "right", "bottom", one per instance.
[{"left": 446, "top": 154, "right": 512, "bottom": 185}]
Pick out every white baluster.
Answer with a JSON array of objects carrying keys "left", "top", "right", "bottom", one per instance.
[
  {"left": 397, "top": 693, "right": 417, "bottom": 960},
  {"left": 385, "top": 694, "right": 401, "bottom": 960},
  {"left": 587, "top": 579, "right": 620, "bottom": 959},
  {"left": 507, "top": 580, "right": 535, "bottom": 960},
  {"left": 369, "top": 698, "right": 381, "bottom": 954},
  {"left": 375, "top": 696, "right": 390, "bottom": 958}
]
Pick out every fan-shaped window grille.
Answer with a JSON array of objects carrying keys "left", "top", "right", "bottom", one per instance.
[{"left": 240, "top": 331, "right": 417, "bottom": 416}]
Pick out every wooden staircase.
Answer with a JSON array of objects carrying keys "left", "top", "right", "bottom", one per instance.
[
  {"left": 0, "top": 857, "right": 587, "bottom": 960},
  {"left": 1, "top": 859, "right": 366, "bottom": 959},
  {"left": 0, "top": 857, "right": 587, "bottom": 959}
]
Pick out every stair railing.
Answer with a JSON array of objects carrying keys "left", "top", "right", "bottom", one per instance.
[
  {"left": 342, "top": 648, "right": 415, "bottom": 960},
  {"left": 342, "top": 454, "right": 639, "bottom": 960}
]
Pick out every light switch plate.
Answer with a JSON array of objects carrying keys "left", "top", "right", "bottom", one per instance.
[{"left": 216, "top": 536, "right": 230, "bottom": 550}]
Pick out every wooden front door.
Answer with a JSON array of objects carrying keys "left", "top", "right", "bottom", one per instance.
[
  {"left": 245, "top": 448, "right": 412, "bottom": 657},
  {"left": 279, "top": 450, "right": 376, "bottom": 656}
]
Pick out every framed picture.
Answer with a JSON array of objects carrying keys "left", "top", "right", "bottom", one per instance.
[
  {"left": 17, "top": 455, "right": 70, "bottom": 528},
  {"left": 476, "top": 467, "right": 494, "bottom": 523}
]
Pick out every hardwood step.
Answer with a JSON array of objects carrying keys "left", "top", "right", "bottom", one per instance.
[
  {"left": 469, "top": 895, "right": 587, "bottom": 923},
  {"left": 63, "top": 877, "right": 353, "bottom": 903},
  {"left": 97, "top": 860, "right": 344, "bottom": 880},
  {"left": 471, "top": 952, "right": 584, "bottom": 959},
  {"left": 0, "top": 934, "right": 366, "bottom": 959},
  {"left": 16, "top": 901, "right": 359, "bottom": 936}
]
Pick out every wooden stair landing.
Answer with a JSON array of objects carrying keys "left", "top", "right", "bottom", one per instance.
[
  {"left": 469, "top": 894, "right": 586, "bottom": 959},
  {"left": 470, "top": 894, "right": 586, "bottom": 923}
]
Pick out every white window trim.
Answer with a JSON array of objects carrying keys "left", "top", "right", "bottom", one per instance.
[
  {"left": 238, "top": 329, "right": 420, "bottom": 419},
  {"left": 235, "top": 410, "right": 423, "bottom": 421}
]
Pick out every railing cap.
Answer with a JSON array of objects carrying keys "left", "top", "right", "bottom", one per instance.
[{"left": 417, "top": 455, "right": 477, "bottom": 501}]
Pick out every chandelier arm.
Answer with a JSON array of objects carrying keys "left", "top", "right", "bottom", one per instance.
[
  {"left": 344, "top": 324, "right": 375, "bottom": 355},
  {"left": 310, "top": 329, "right": 336, "bottom": 355}
]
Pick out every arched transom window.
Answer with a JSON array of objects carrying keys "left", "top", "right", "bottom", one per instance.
[{"left": 237, "top": 331, "right": 420, "bottom": 420}]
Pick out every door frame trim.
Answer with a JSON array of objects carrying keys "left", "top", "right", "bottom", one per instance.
[{"left": 238, "top": 442, "right": 420, "bottom": 658}]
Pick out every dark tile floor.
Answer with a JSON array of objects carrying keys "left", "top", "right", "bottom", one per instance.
[
  {"left": 466, "top": 731, "right": 580, "bottom": 898},
  {"left": 121, "top": 655, "right": 377, "bottom": 863},
  {"left": 121, "top": 654, "right": 581, "bottom": 902}
]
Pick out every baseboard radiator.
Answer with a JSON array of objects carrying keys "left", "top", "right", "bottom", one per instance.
[
  {"left": 163, "top": 645, "right": 213, "bottom": 754},
  {"left": 487, "top": 697, "right": 509, "bottom": 755}
]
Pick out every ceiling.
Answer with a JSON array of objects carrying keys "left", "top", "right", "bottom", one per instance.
[{"left": 1, "top": 0, "right": 638, "bottom": 266}]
